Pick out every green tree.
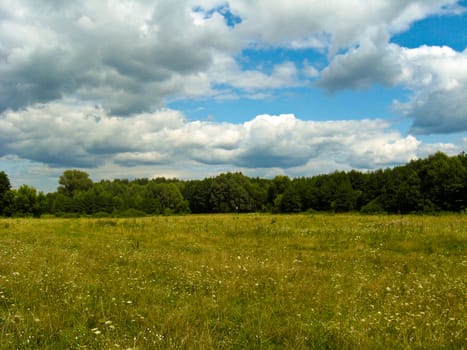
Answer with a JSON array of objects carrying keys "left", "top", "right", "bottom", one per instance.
[
  {"left": 58, "top": 170, "right": 93, "bottom": 197},
  {"left": 0, "top": 171, "right": 11, "bottom": 215},
  {"left": 373, "top": 167, "right": 424, "bottom": 214},
  {"left": 208, "top": 173, "right": 258, "bottom": 213},
  {"left": 267, "top": 175, "right": 291, "bottom": 205},
  {"left": 183, "top": 179, "right": 212, "bottom": 213},
  {"left": 328, "top": 172, "right": 358, "bottom": 212},
  {"left": 279, "top": 186, "right": 302, "bottom": 213},
  {"left": 49, "top": 192, "right": 76, "bottom": 215},
  {"left": 314, "top": 172, "right": 358, "bottom": 212},
  {"left": 156, "top": 183, "right": 189, "bottom": 214},
  {"left": 4, "top": 185, "right": 46, "bottom": 217},
  {"left": 415, "top": 152, "right": 466, "bottom": 211},
  {"left": 143, "top": 182, "right": 189, "bottom": 215}
]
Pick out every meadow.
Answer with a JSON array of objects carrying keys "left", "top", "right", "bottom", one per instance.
[{"left": 0, "top": 214, "right": 465, "bottom": 349}]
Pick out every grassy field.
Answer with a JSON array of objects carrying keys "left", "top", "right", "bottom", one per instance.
[{"left": 0, "top": 214, "right": 465, "bottom": 349}]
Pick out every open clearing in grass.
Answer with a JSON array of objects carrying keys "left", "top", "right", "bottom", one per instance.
[{"left": 0, "top": 214, "right": 465, "bottom": 349}]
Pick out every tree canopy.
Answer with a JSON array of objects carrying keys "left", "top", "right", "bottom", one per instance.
[
  {"left": 0, "top": 171, "right": 12, "bottom": 214},
  {"left": 1, "top": 152, "right": 466, "bottom": 217},
  {"left": 58, "top": 169, "right": 94, "bottom": 196}
]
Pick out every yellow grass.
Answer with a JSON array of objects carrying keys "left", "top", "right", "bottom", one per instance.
[{"left": 0, "top": 214, "right": 465, "bottom": 349}]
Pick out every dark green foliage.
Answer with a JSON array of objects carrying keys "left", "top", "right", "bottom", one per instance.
[
  {"left": 413, "top": 152, "right": 466, "bottom": 211},
  {"left": 143, "top": 182, "right": 188, "bottom": 214},
  {"left": 374, "top": 167, "right": 424, "bottom": 214},
  {"left": 3, "top": 185, "right": 47, "bottom": 217},
  {"left": 58, "top": 169, "right": 94, "bottom": 196},
  {"left": 327, "top": 171, "right": 359, "bottom": 212},
  {"left": 184, "top": 173, "right": 263, "bottom": 213},
  {"left": 182, "top": 179, "right": 212, "bottom": 213},
  {"left": 118, "top": 208, "right": 147, "bottom": 217},
  {"left": 0, "top": 171, "right": 10, "bottom": 196},
  {"left": 279, "top": 186, "right": 302, "bottom": 213},
  {"left": 2, "top": 152, "right": 467, "bottom": 216},
  {"left": 48, "top": 192, "right": 76, "bottom": 214},
  {"left": 0, "top": 171, "right": 11, "bottom": 215},
  {"left": 360, "top": 197, "right": 386, "bottom": 214},
  {"left": 208, "top": 173, "right": 259, "bottom": 213}
]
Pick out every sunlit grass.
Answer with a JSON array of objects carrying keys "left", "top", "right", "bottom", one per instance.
[{"left": 0, "top": 214, "right": 465, "bottom": 349}]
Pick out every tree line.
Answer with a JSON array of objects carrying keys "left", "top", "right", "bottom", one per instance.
[{"left": 0, "top": 152, "right": 466, "bottom": 217}]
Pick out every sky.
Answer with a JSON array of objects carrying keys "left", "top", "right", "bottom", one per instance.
[{"left": 0, "top": 0, "right": 466, "bottom": 192}]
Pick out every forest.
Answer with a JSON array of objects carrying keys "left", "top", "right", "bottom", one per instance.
[{"left": 0, "top": 151, "right": 466, "bottom": 217}]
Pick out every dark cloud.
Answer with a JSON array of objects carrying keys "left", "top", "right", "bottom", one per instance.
[
  {"left": 405, "top": 88, "right": 467, "bottom": 134},
  {"left": 0, "top": 1, "right": 230, "bottom": 115},
  {"left": 317, "top": 43, "right": 403, "bottom": 91},
  {"left": 235, "top": 149, "right": 310, "bottom": 168},
  {"left": 0, "top": 48, "right": 74, "bottom": 111}
]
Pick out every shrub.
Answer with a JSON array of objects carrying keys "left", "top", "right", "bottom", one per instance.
[
  {"left": 118, "top": 208, "right": 147, "bottom": 217},
  {"left": 360, "top": 198, "right": 386, "bottom": 214}
]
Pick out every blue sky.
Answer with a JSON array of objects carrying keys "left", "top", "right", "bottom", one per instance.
[{"left": 0, "top": 0, "right": 466, "bottom": 192}]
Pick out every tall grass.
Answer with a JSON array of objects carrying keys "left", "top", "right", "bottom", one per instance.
[{"left": 0, "top": 214, "right": 465, "bottom": 349}]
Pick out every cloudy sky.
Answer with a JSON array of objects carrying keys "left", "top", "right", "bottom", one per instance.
[{"left": 1, "top": 0, "right": 466, "bottom": 192}]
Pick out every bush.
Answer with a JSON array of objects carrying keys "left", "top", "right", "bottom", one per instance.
[
  {"left": 93, "top": 211, "right": 112, "bottom": 218},
  {"left": 58, "top": 212, "right": 81, "bottom": 218},
  {"left": 40, "top": 214, "right": 57, "bottom": 219},
  {"left": 118, "top": 208, "right": 147, "bottom": 218},
  {"left": 360, "top": 198, "right": 386, "bottom": 214}
]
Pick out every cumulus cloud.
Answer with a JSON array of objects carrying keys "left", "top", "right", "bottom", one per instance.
[
  {"left": 207, "top": 55, "right": 301, "bottom": 94},
  {"left": 0, "top": 0, "right": 311, "bottom": 115},
  {"left": 318, "top": 41, "right": 403, "bottom": 91},
  {"left": 1, "top": 101, "right": 455, "bottom": 177},
  {"left": 320, "top": 41, "right": 467, "bottom": 134},
  {"left": 0, "top": 100, "right": 186, "bottom": 167},
  {"left": 232, "top": 0, "right": 458, "bottom": 51},
  {"left": 0, "top": 0, "right": 462, "bottom": 116},
  {"left": 394, "top": 46, "right": 467, "bottom": 134}
]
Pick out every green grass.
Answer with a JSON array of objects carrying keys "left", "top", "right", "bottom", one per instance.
[{"left": 0, "top": 214, "right": 465, "bottom": 349}]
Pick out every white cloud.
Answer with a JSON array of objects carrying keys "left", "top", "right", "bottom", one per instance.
[
  {"left": 394, "top": 46, "right": 467, "bottom": 134},
  {"left": 0, "top": 0, "right": 461, "bottom": 115},
  {"left": 208, "top": 54, "right": 301, "bottom": 93},
  {"left": 0, "top": 100, "right": 187, "bottom": 167},
  {"left": 232, "top": 0, "right": 457, "bottom": 51},
  {"left": 319, "top": 41, "right": 467, "bottom": 134},
  {"left": 302, "top": 60, "right": 319, "bottom": 79},
  {"left": 318, "top": 41, "right": 403, "bottom": 90},
  {"left": 1, "top": 0, "right": 317, "bottom": 114},
  {"left": 2, "top": 101, "right": 462, "bottom": 191},
  {"left": 0, "top": 0, "right": 230, "bottom": 114}
]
